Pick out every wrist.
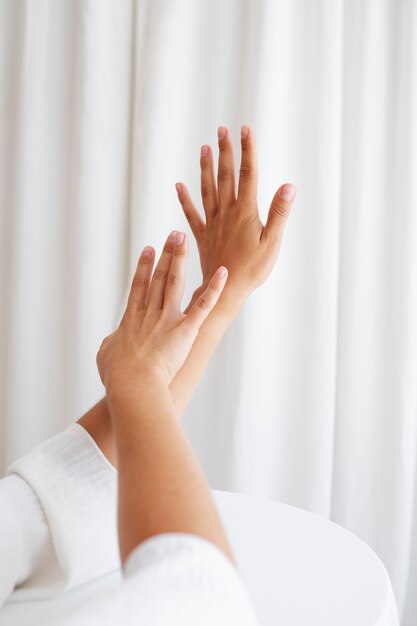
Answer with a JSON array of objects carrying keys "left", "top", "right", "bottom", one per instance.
[
  {"left": 106, "top": 370, "right": 177, "bottom": 436},
  {"left": 201, "top": 278, "right": 250, "bottom": 316},
  {"left": 105, "top": 365, "right": 168, "bottom": 405}
]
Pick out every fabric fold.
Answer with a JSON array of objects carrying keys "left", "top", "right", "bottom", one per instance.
[
  {"left": 56, "top": 532, "right": 260, "bottom": 626},
  {"left": 6, "top": 423, "right": 119, "bottom": 596}
]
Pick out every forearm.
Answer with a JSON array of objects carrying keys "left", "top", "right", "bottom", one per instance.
[
  {"left": 107, "top": 373, "right": 235, "bottom": 567},
  {"left": 77, "top": 397, "right": 116, "bottom": 467},
  {"left": 170, "top": 283, "right": 247, "bottom": 413}
]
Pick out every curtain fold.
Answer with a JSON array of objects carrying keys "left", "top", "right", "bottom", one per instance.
[{"left": 1, "top": 1, "right": 416, "bottom": 624}]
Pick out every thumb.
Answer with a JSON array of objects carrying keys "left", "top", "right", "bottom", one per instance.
[{"left": 263, "top": 183, "right": 296, "bottom": 240}]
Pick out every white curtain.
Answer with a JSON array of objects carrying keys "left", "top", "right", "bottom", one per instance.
[{"left": 1, "top": 1, "right": 416, "bottom": 624}]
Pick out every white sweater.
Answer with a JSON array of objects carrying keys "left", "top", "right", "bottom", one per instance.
[{"left": 0, "top": 423, "right": 260, "bottom": 625}]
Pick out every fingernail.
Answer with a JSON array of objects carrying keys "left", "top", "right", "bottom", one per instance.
[
  {"left": 279, "top": 184, "right": 296, "bottom": 202},
  {"left": 200, "top": 145, "right": 209, "bottom": 157},
  {"left": 175, "top": 231, "right": 185, "bottom": 245},
  {"left": 175, "top": 183, "right": 182, "bottom": 194},
  {"left": 217, "top": 126, "right": 226, "bottom": 140},
  {"left": 215, "top": 266, "right": 228, "bottom": 278},
  {"left": 241, "top": 125, "right": 249, "bottom": 139},
  {"left": 168, "top": 230, "right": 177, "bottom": 242},
  {"left": 142, "top": 246, "right": 153, "bottom": 256}
]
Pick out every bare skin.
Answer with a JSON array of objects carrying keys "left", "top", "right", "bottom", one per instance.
[
  {"left": 97, "top": 232, "right": 234, "bottom": 564},
  {"left": 78, "top": 125, "right": 297, "bottom": 466}
]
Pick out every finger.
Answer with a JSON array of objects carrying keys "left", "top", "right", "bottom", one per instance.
[
  {"left": 146, "top": 231, "right": 177, "bottom": 310},
  {"left": 262, "top": 183, "right": 297, "bottom": 242},
  {"left": 125, "top": 246, "right": 155, "bottom": 315},
  {"left": 237, "top": 125, "right": 258, "bottom": 207},
  {"left": 163, "top": 231, "right": 188, "bottom": 313},
  {"left": 199, "top": 144, "right": 218, "bottom": 222},
  {"left": 217, "top": 126, "right": 236, "bottom": 210},
  {"left": 181, "top": 266, "right": 228, "bottom": 336},
  {"left": 175, "top": 182, "right": 206, "bottom": 240}
]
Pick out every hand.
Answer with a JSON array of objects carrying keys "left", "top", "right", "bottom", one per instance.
[
  {"left": 176, "top": 125, "right": 296, "bottom": 305},
  {"left": 96, "top": 230, "right": 228, "bottom": 390}
]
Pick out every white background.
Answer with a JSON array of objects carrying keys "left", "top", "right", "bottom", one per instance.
[{"left": 0, "top": 1, "right": 416, "bottom": 624}]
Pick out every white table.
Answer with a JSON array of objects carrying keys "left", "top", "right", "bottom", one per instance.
[{"left": 1, "top": 489, "right": 400, "bottom": 626}]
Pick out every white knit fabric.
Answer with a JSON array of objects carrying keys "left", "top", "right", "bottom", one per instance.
[{"left": 0, "top": 424, "right": 259, "bottom": 624}]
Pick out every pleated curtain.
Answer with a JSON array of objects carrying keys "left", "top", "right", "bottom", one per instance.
[{"left": 0, "top": 2, "right": 416, "bottom": 624}]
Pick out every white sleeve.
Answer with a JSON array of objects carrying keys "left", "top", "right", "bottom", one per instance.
[
  {"left": 123, "top": 533, "right": 261, "bottom": 626},
  {"left": 56, "top": 533, "right": 261, "bottom": 626},
  {"left": 3, "top": 422, "right": 119, "bottom": 601},
  {"left": 0, "top": 473, "right": 54, "bottom": 608}
]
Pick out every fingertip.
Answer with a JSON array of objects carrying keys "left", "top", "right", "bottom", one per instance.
[
  {"left": 175, "top": 183, "right": 182, "bottom": 196},
  {"left": 218, "top": 126, "right": 227, "bottom": 141},
  {"left": 174, "top": 231, "right": 187, "bottom": 247},
  {"left": 278, "top": 183, "right": 297, "bottom": 202},
  {"left": 139, "top": 246, "right": 154, "bottom": 263},
  {"left": 241, "top": 124, "right": 256, "bottom": 145},
  {"left": 214, "top": 266, "right": 228, "bottom": 279}
]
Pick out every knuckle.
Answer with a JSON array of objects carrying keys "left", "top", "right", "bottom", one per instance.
[
  {"left": 271, "top": 201, "right": 290, "bottom": 218},
  {"left": 239, "top": 164, "right": 252, "bottom": 179},
  {"left": 166, "top": 273, "right": 177, "bottom": 286},
  {"left": 162, "top": 242, "right": 174, "bottom": 254},
  {"left": 217, "top": 168, "right": 232, "bottom": 183},
  {"left": 197, "top": 296, "right": 210, "bottom": 311},
  {"left": 132, "top": 275, "right": 149, "bottom": 289},
  {"left": 201, "top": 183, "right": 211, "bottom": 199},
  {"left": 99, "top": 333, "right": 112, "bottom": 349},
  {"left": 153, "top": 269, "right": 168, "bottom": 281}
]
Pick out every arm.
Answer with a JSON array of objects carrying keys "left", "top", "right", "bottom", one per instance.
[
  {"left": 76, "top": 289, "right": 241, "bottom": 469},
  {"left": 108, "top": 372, "right": 233, "bottom": 566},
  {"left": 1, "top": 125, "right": 295, "bottom": 605},
  {"left": 96, "top": 231, "right": 234, "bottom": 565},
  {"left": 79, "top": 124, "right": 296, "bottom": 465}
]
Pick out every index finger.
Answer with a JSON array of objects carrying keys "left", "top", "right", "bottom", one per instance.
[{"left": 237, "top": 124, "right": 258, "bottom": 207}]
